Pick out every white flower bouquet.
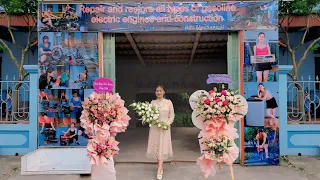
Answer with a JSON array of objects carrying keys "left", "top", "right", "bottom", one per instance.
[{"left": 130, "top": 102, "right": 170, "bottom": 130}]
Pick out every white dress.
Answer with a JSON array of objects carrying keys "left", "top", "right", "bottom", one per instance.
[{"left": 146, "top": 99, "right": 175, "bottom": 160}]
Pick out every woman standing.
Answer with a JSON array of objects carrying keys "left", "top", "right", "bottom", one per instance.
[
  {"left": 253, "top": 32, "right": 272, "bottom": 82},
  {"left": 255, "top": 83, "right": 278, "bottom": 126},
  {"left": 70, "top": 91, "right": 82, "bottom": 124},
  {"left": 256, "top": 129, "right": 270, "bottom": 160},
  {"left": 147, "top": 85, "right": 174, "bottom": 180}
]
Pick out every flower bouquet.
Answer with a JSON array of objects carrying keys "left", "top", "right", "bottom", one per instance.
[
  {"left": 81, "top": 92, "right": 131, "bottom": 137},
  {"left": 81, "top": 91, "right": 131, "bottom": 167},
  {"left": 87, "top": 138, "right": 119, "bottom": 166},
  {"left": 189, "top": 88, "right": 248, "bottom": 179},
  {"left": 194, "top": 89, "right": 245, "bottom": 124},
  {"left": 130, "top": 102, "right": 170, "bottom": 130}
]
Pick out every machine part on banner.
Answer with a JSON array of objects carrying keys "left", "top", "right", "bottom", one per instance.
[
  {"left": 189, "top": 90, "right": 208, "bottom": 110},
  {"left": 192, "top": 111, "right": 204, "bottom": 129},
  {"left": 51, "top": 47, "right": 64, "bottom": 60},
  {"left": 43, "top": 129, "right": 58, "bottom": 145}
]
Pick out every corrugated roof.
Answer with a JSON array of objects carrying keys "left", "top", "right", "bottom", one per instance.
[
  {"left": 0, "top": 14, "right": 36, "bottom": 27},
  {"left": 280, "top": 15, "right": 320, "bottom": 27}
]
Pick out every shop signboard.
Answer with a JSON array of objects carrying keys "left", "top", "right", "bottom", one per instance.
[{"left": 39, "top": 1, "right": 278, "bottom": 32}]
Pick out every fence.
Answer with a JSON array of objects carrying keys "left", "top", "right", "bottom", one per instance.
[
  {"left": 0, "top": 75, "right": 30, "bottom": 124},
  {"left": 0, "top": 65, "right": 38, "bottom": 155},
  {"left": 287, "top": 76, "right": 320, "bottom": 124},
  {"left": 280, "top": 65, "right": 320, "bottom": 156}
]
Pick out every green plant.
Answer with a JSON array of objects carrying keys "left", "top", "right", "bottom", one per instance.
[{"left": 174, "top": 112, "right": 194, "bottom": 127}]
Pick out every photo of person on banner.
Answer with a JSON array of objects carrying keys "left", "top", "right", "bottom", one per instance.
[
  {"left": 253, "top": 32, "right": 272, "bottom": 82},
  {"left": 243, "top": 30, "right": 279, "bottom": 82},
  {"left": 244, "top": 127, "right": 279, "bottom": 166},
  {"left": 39, "top": 4, "right": 80, "bottom": 32}
]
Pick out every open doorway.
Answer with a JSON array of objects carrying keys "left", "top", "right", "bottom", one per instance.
[{"left": 114, "top": 32, "right": 229, "bottom": 162}]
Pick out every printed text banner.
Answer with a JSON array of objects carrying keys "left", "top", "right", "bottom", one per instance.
[{"left": 39, "top": 1, "right": 278, "bottom": 32}]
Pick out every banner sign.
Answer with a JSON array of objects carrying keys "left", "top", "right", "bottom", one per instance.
[
  {"left": 93, "top": 78, "right": 114, "bottom": 93},
  {"left": 242, "top": 30, "right": 280, "bottom": 166},
  {"left": 39, "top": 1, "right": 278, "bottom": 32},
  {"left": 250, "top": 55, "right": 276, "bottom": 64},
  {"left": 206, "top": 74, "right": 232, "bottom": 84}
]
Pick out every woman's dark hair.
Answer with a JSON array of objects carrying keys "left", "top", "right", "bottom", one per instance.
[
  {"left": 72, "top": 90, "right": 78, "bottom": 96},
  {"left": 258, "top": 128, "right": 264, "bottom": 133},
  {"left": 71, "top": 122, "right": 75, "bottom": 126},
  {"left": 258, "top": 83, "right": 264, "bottom": 87},
  {"left": 43, "top": 36, "right": 49, "bottom": 41},
  {"left": 258, "top": 32, "right": 265, "bottom": 37},
  {"left": 46, "top": 68, "right": 54, "bottom": 75}
]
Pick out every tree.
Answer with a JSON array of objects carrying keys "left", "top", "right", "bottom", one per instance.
[
  {"left": 279, "top": 0, "right": 320, "bottom": 116},
  {"left": 279, "top": 0, "right": 320, "bottom": 79},
  {"left": 0, "top": 0, "right": 37, "bottom": 115}
]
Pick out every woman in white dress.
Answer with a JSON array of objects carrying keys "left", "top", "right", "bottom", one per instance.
[{"left": 147, "top": 85, "right": 175, "bottom": 180}]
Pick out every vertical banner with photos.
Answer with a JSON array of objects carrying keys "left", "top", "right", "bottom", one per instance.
[
  {"left": 243, "top": 29, "right": 280, "bottom": 166},
  {"left": 38, "top": 32, "right": 99, "bottom": 147}
]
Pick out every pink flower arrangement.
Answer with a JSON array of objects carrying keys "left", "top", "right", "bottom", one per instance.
[
  {"left": 190, "top": 88, "right": 247, "bottom": 178},
  {"left": 87, "top": 138, "right": 120, "bottom": 166},
  {"left": 195, "top": 89, "right": 245, "bottom": 124},
  {"left": 81, "top": 91, "right": 131, "bottom": 166}
]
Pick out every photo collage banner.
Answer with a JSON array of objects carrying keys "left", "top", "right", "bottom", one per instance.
[
  {"left": 38, "top": 31, "right": 99, "bottom": 147},
  {"left": 243, "top": 29, "right": 280, "bottom": 166},
  {"left": 38, "top": 2, "right": 278, "bottom": 32}
]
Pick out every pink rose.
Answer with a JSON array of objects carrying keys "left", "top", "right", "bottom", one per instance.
[
  {"left": 208, "top": 90, "right": 215, "bottom": 95},
  {"left": 223, "top": 100, "right": 229, "bottom": 106},
  {"left": 214, "top": 98, "right": 220, "bottom": 103},
  {"left": 221, "top": 90, "right": 227, "bottom": 96},
  {"left": 204, "top": 99, "right": 211, "bottom": 105}
]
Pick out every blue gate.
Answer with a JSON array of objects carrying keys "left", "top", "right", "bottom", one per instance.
[
  {"left": 0, "top": 65, "right": 38, "bottom": 155},
  {"left": 279, "top": 65, "right": 320, "bottom": 156}
]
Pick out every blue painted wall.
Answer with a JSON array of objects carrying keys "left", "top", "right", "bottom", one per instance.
[
  {"left": 1, "top": 32, "right": 38, "bottom": 80},
  {"left": 279, "top": 32, "right": 320, "bottom": 81}
]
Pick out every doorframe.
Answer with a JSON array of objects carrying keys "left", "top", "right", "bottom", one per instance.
[{"left": 99, "top": 30, "right": 245, "bottom": 164}]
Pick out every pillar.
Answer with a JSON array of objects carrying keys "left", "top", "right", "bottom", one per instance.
[
  {"left": 24, "top": 65, "right": 39, "bottom": 152},
  {"left": 102, "top": 33, "right": 116, "bottom": 92},
  {"left": 278, "top": 65, "right": 292, "bottom": 155}
]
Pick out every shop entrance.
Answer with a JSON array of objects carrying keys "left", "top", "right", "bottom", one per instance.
[{"left": 105, "top": 32, "right": 238, "bottom": 162}]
